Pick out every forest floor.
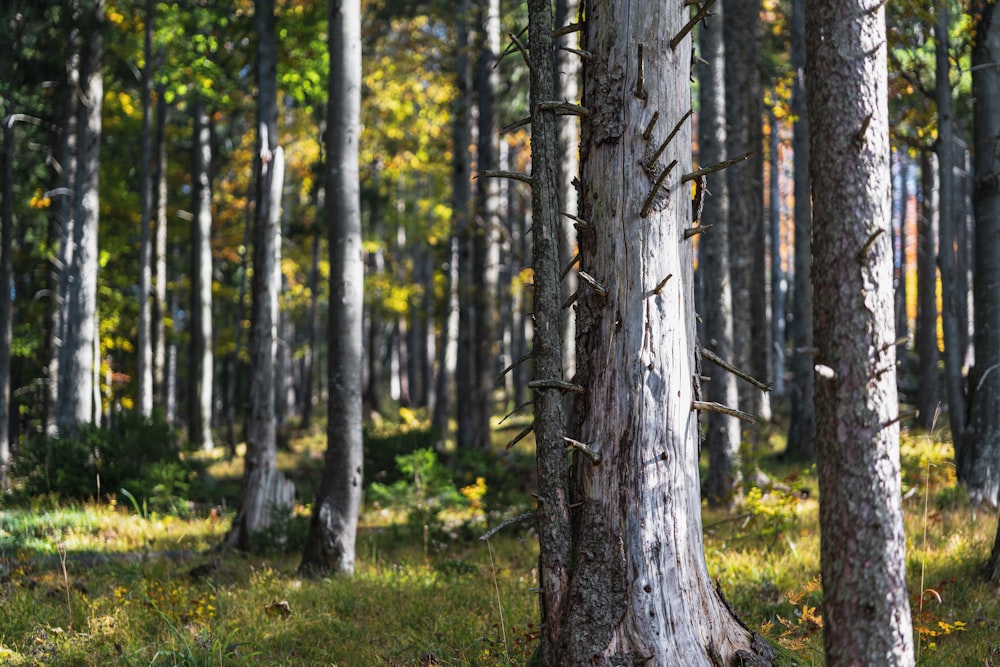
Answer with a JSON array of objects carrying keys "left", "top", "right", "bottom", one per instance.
[{"left": 0, "top": 415, "right": 998, "bottom": 666}]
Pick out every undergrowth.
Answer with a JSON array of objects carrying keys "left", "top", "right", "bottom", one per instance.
[{"left": 0, "top": 415, "right": 997, "bottom": 665}]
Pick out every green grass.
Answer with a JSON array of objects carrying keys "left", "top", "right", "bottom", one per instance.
[{"left": 1, "top": 418, "right": 998, "bottom": 665}]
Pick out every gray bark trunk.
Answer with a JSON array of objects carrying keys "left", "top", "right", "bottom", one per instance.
[
  {"left": 152, "top": 87, "right": 169, "bottom": 410},
  {"left": 769, "top": 107, "right": 786, "bottom": 399},
  {"left": 556, "top": 2, "right": 769, "bottom": 664},
  {"left": 806, "top": 1, "right": 915, "bottom": 663},
  {"left": 189, "top": 94, "right": 214, "bottom": 451},
  {"left": 227, "top": 0, "right": 294, "bottom": 549},
  {"left": 526, "top": 1, "right": 569, "bottom": 662},
  {"left": 58, "top": 3, "right": 102, "bottom": 432},
  {"left": 137, "top": 0, "right": 155, "bottom": 418},
  {"left": 300, "top": 0, "right": 363, "bottom": 576},
  {"left": 935, "top": 4, "right": 967, "bottom": 452},
  {"left": 895, "top": 151, "right": 910, "bottom": 355},
  {"left": 785, "top": 0, "right": 814, "bottom": 461},
  {"left": 724, "top": 0, "right": 766, "bottom": 429},
  {"left": 0, "top": 119, "right": 13, "bottom": 484},
  {"left": 555, "top": 0, "right": 580, "bottom": 383},
  {"left": 965, "top": 1, "right": 1000, "bottom": 509},
  {"left": 916, "top": 151, "right": 940, "bottom": 430},
  {"left": 698, "top": 5, "right": 742, "bottom": 505}
]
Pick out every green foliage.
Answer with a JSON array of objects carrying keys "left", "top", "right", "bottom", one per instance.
[
  {"left": 369, "top": 447, "right": 465, "bottom": 528},
  {"left": 10, "top": 411, "right": 200, "bottom": 515}
]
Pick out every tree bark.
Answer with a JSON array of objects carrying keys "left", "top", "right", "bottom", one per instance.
[
  {"left": 555, "top": 0, "right": 580, "bottom": 383},
  {"left": 152, "top": 86, "right": 169, "bottom": 411},
  {"left": 526, "top": 1, "right": 569, "bottom": 662},
  {"left": 553, "top": 2, "right": 771, "bottom": 664},
  {"left": 916, "top": 151, "right": 940, "bottom": 431},
  {"left": 806, "top": 1, "right": 915, "bottom": 663},
  {"left": 227, "top": 0, "right": 295, "bottom": 549},
  {"left": 935, "top": 3, "right": 967, "bottom": 454},
  {"left": 0, "top": 118, "right": 14, "bottom": 485},
  {"left": 698, "top": 4, "right": 742, "bottom": 506},
  {"left": 769, "top": 107, "right": 786, "bottom": 400},
  {"left": 58, "top": 1, "right": 102, "bottom": 432},
  {"left": 300, "top": 0, "right": 363, "bottom": 576},
  {"left": 964, "top": 0, "right": 1000, "bottom": 509},
  {"left": 189, "top": 93, "right": 214, "bottom": 451},
  {"left": 137, "top": 0, "right": 155, "bottom": 418},
  {"left": 785, "top": 0, "right": 814, "bottom": 461}
]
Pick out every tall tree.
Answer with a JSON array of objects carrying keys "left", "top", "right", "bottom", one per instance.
[
  {"left": 189, "top": 92, "right": 215, "bottom": 451},
  {"left": 0, "top": 117, "right": 14, "bottom": 484},
  {"left": 964, "top": 0, "right": 1000, "bottom": 509},
  {"left": 698, "top": 4, "right": 742, "bottom": 505},
  {"left": 555, "top": 0, "right": 579, "bottom": 382},
  {"left": 785, "top": 0, "right": 814, "bottom": 461},
  {"left": 136, "top": 0, "right": 155, "bottom": 418},
  {"left": 916, "top": 150, "right": 940, "bottom": 430},
  {"left": 935, "top": 1, "right": 967, "bottom": 457},
  {"left": 539, "top": 1, "right": 775, "bottom": 663},
  {"left": 724, "top": 0, "right": 767, "bottom": 430},
  {"left": 227, "top": 0, "right": 295, "bottom": 549},
  {"left": 525, "top": 1, "right": 568, "bottom": 662},
  {"left": 300, "top": 0, "right": 363, "bottom": 576},
  {"left": 807, "top": 0, "right": 915, "bottom": 663},
  {"left": 57, "top": 0, "right": 103, "bottom": 432}
]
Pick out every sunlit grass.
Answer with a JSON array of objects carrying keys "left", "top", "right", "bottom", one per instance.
[{"left": 1, "top": 419, "right": 998, "bottom": 665}]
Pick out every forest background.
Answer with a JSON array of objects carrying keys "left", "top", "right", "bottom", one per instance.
[{"left": 1, "top": 0, "right": 1000, "bottom": 665}]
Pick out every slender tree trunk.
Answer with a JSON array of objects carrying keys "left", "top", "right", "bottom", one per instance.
[
  {"left": 965, "top": 0, "right": 1000, "bottom": 509},
  {"left": 189, "top": 93, "right": 214, "bottom": 451},
  {"left": 785, "top": 0, "right": 814, "bottom": 461},
  {"left": 58, "top": 2, "right": 102, "bottom": 432},
  {"left": 227, "top": 0, "right": 294, "bottom": 548},
  {"left": 152, "top": 87, "right": 169, "bottom": 410},
  {"left": 806, "top": 1, "right": 915, "bottom": 663},
  {"left": 526, "top": 1, "right": 569, "bottom": 662},
  {"left": 301, "top": 225, "right": 321, "bottom": 429},
  {"left": 698, "top": 4, "right": 741, "bottom": 506},
  {"left": 555, "top": 0, "right": 579, "bottom": 383},
  {"left": 769, "top": 108, "right": 786, "bottom": 399},
  {"left": 0, "top": 118, "right": 14, "bottom": 484},
  {"left": 916, "top": 151, "right": 940, "bottom": 430},
  {"left": 137, "top": 0, "right": 155, "bottom": 418},
  {"left": 465, "top": 0, "right": 501, "bottom": 450},
  {"left": 935, "top": 3, "right": 966, "bottom": 452},
  {"left": 554, "top": 2, "right": 771, "bottom": 664},
  {"left": 896, "top": 151, "right": 910, "bottom": 354},
  {"left": 724, "top": 0, "right": 766, "bottom": 430},
  {"left": 446, "top": 0, "right": 472, "bottom": 446},
  {"left": 300, "top": 0, "right": 363, "bottom": 576}
]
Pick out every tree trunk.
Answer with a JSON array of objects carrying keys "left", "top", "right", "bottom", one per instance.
[
  {"left": 964, "top": 0, "right": 1000, "bottom": 509},
  {"left": 785, "top": 0, "right": 814, "bottom": 461},
  {"left": 769, "top": 108, "right": 786, "bottom": 400},
  {"left": 301, "top": 224, "right": 321, "bottom": 429},
  {"left": 300, "top": 0, "right": 363, "bottom": 576},
  {"left": 189, "top": 93, "right": 214, "bottom": 451},
  {"left": 0, "top": 118, "right": 14, "bottom": 485},
  {"left": 525, "top": 1, "right": 569, "bottom": 662},
  {"left": 555, "top": 0, "right": 580, "bottom": 383},
  {"left": 698, "top": 4, "right": 742, "bottom": 506},
  {"left": 227, "top": 0, "right": 294, "bottom": 549},
  {"left": 895, "top": 151, "right": 910, "bottom": 356},
  {"left": 806, "top": 1, "right": 915, "bottom": 663},
  {"left": 935, "top": 3, "right": 966, "bottom": 453},
  {"left": 447, "top": 0, "right": 473, "bottom": 447},
  {"left": 916, "top": 151, "right": 940, "bottom": 430},
  {"left": 137, "top": 0, "right": 155, "bottom": 418},
  {"left": 724, "top": 0, "right": 766, "bottom": 431},
  {"left": 152, "top": 86, "right": 169, "bottom": 410},
  {"left": 553, "top": 2, "right": 771, "bottom": 664},
  {"left": 465, "top": 0, "right": 501, "bottom": 450},
  {"left": 58, "top": 2, "right": 102, "bottom": 432}
]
